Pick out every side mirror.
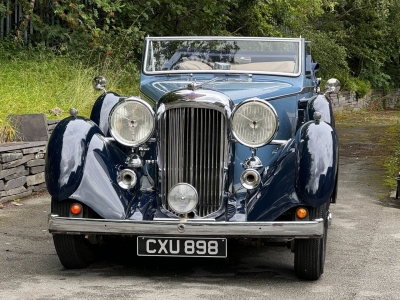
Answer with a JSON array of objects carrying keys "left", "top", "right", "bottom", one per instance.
[
  {"left": 93, "top": 76, "right": 107, "bottom": 92},
  {"left": 325, "top": 78, "right": 341, "bottom": 94}
]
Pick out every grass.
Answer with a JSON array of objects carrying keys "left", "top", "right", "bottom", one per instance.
[
  {"left": 383, "top": 128, "right": 400, "bottom": 187},
  {"left": 0, "top": 53, "right": 140, "bottom": 142},
  {"left": 334, "top": 109, "right": 400, "bottom": 124},
  {"left": 335, "top": 110, "right": 400, "bottom": 189}
]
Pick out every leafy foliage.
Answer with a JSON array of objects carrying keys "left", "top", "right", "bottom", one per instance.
[
  {"left": 2, "top": 0, "right": 400, "bottom": 93},
  {"left": 308, "top": 0, "right": 400, "bottom": 91},
  {"left": 0, "top": 3, "right": 6, "bottom": 18}
]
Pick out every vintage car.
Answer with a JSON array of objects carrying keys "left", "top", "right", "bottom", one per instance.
[{"left": 46, "top": 36, "right": 339, "bottom": 280}]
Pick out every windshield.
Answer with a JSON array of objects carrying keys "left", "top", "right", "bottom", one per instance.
[{"left": 144, "top": 37, "right": 301, "bottom": 76}]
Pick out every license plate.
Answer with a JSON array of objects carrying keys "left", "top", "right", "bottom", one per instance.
[{"left": 137, "top": 236, "right": 227, "bottom": 258}]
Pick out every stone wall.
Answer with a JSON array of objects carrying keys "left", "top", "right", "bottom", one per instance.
[
  {"left": 331, "top": 89, "right": 400, "bottom": 112},
  {"left": 47, "top": 120, "right": 59, "bottom": 136},
  {"left": 0, "top": 118, "right": 59, "bottom": 204},
  {"left": 0, "top": 141, "right": 47, "bottom": 204}
]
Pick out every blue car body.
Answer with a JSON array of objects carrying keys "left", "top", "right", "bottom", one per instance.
[{"left": 46, "top": 36, "right": 338, "bottom": 280}]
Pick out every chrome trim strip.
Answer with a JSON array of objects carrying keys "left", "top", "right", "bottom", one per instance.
[
  {"left": 263, "top": 86, "right": 315, "bottom": 102},
  {"left": 147, "top": 36, "right": 302, "bottom": 42},
  {"left": 153, "top": 218, "right": 216, "bottom": 222},
  {"left": 270, "top": 140, "right": 288, "bottom": 145},
  {"left": 49, "top": 215, "right": 324, "bottom": 238}
]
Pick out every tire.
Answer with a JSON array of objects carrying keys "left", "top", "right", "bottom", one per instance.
[
  {"left": 294, "top": 203, "right": 328, "bottom": 280},
  {"left": 51, "top": 199, "right": 95, "bottom": 269},
  {"left": 330, "top": 173, "right": 338, "bottom": 203}
]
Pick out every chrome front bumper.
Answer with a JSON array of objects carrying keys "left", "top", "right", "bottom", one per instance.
[{"left": 49, "top": 214, "right": 324, "bottom": 238}]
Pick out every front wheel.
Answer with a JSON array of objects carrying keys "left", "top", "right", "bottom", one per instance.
[
  {"left": 294, "top": 203, "right": 328, "bottom": 280},
  {"left": 51, "top": 199, "right": 95, "bottom": 269}
]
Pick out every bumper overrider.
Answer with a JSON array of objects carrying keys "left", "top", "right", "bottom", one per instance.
[{"left": 48, "top": 214, "right": 324, "bottom": 238}]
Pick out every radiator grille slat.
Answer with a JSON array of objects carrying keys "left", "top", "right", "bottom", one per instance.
[{"left": 160, "top": 107, "right": 227, "bottom": 217}]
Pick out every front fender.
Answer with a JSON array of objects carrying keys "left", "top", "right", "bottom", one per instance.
[
  {"left": 45, "top": 117, "right": 104, "bottom": 200},
  {"left": 69, "top": 132, "right": 134, "bottom": 219},
  {"left": 245, "top": 145, "right": 299, "bottom": 222},
  {"left": 295, "top": 120, "right": 338, "bottom": 206},
  {"left": 90, "top": 92, "right": 120, "bottom": 136},
  {"left": 45, "top": 116, "right": 134, "bottom": 219},
  {"left": 307, "top": 94, "right": 334, "bottom": 126}
]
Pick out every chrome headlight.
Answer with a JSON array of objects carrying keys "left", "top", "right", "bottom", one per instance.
[
  {"left": 109, "top": 98, "right": 155, "bottom": 147},
  {"left": 231, "top": 99, "right": 278, "bottom": 147}
]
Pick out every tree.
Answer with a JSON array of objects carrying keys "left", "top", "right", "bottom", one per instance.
[
  {"left": 3, "top": 0, "right": 400, "bottom": 92},
  {"left": 309, "top": 0, "right": 400, "bottom": 90}
]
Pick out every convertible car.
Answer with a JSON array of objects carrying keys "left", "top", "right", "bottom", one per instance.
[{"left": 46, "top": 36, "right": 339, "bottom": 280}]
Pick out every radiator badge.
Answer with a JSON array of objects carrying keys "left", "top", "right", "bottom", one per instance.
[{"left": 184, "top": 92, "right": 206, "bottom": 100}]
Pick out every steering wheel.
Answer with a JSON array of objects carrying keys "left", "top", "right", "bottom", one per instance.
[{"left": 172, "top": 56, "right": 213, "bottom": 70}]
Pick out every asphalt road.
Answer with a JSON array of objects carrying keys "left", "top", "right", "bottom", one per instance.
[{"left": 1, "top": 126, "right": 400, "bottom": 299}]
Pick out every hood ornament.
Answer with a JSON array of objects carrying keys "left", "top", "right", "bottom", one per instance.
[{"left": 187, "top": 79, "right": 202, "bottom": 91}]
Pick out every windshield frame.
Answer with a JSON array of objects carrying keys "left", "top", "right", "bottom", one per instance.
[{"left": 142, "top": 36, "right": 303, "bottom": 77}]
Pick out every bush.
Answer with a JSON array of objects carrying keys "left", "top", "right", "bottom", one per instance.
[{"left": 339, "top": 77, "right": 371, "bottom": 98}]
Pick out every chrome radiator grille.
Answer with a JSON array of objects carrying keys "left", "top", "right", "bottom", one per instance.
[{"left": 159, "top": 107, "right": 228, "bottom": 217}]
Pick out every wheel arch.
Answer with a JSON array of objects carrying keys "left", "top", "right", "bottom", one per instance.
[{"left": 295, "top": 120, "right": 339, "bottom": 207}]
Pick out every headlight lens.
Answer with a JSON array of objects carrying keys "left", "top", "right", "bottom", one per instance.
[
  {"left": 168, "top": 183, "right": 198, "bottom": 214},
  {"left": 109, "top": 98, "right": 155, "bottom": 147},
  {"left": 231, "top": 99, "right": 278, "bottom": 147}
]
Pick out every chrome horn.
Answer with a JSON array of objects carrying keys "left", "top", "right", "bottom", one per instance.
[
  {"left": 117, "top": 169, "right": 137, "bottom": 189},
  {"left": 240, "top": 168, "right": 261, "bottom": 190}
]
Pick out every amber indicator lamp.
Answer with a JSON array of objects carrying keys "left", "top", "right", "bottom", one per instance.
[
  {"left": 70, "top": 203, "right": 82, "bottom": 215},
  {"left": 296, "top": 207, "right": 308, "bottom": 219}
]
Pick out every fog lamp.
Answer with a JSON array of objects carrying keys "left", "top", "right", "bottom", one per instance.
[{"left": 167, "top": 183, "right": 198, "bottom": 214}]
